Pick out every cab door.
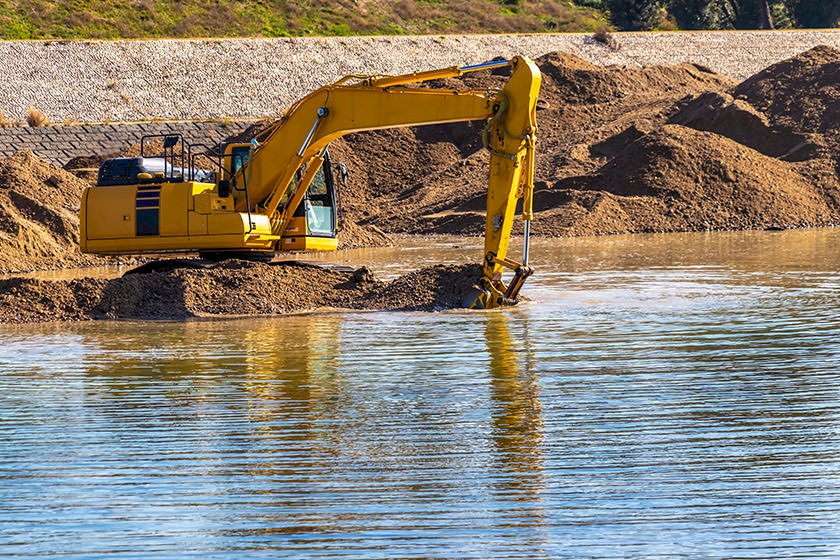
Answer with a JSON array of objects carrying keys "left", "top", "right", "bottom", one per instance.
[{"left": 281, "top": 150, "right": 340, "bottom": 251}]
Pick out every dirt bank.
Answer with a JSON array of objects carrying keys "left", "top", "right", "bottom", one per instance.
[
  {"left": 0, "top": 261, "right": 483, "bottom": 323},
  {"left": 331, "top": 46, "right": 840, "bottom": 238},
  {"left": 0, "top": 152, "right": 123, "bottom": 274}
]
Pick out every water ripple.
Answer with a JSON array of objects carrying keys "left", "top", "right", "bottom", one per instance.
[{"left": 1, "top": 230, "right": 840, "bottom": 558}]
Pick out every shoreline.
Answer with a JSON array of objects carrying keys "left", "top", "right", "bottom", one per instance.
[{"left": 1, "top": 226, "right": 837, "bottom": 324}]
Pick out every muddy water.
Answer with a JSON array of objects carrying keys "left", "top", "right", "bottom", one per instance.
[{"left": 1, "top": 229, "right": 839, "bottom": 559}]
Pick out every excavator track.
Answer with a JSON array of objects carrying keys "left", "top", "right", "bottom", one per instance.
[{"left": 123, "top": 257, "right": 355, "bottom": 276}]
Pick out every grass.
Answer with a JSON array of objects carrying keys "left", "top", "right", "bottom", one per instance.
[{"left": 0, "top": 0, "right": 608, "bottom": 39}]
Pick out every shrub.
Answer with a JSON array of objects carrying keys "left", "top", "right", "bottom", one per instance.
[
  {"left": 593, "top": 26, "right": 620, "bottom": 50},
  {"left": 26, "top": 106, "right": 49, "bottom": 127}
]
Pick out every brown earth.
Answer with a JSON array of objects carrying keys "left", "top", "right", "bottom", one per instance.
[
  {"left": 328, "top": 47, "right": 840, "bottom": 237},
  {"left": 0, "top": 152, "right": 132, "bottom": 274},
  {"left": 0, "top": 260, "right": 483, "bottom": 323}
]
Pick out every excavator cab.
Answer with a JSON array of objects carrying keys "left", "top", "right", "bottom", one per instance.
[
  {"left": 284, "top": 155, "right": 339, "bottom": 251},
  {"left": 222, "top": 143, "right": 340, "bottom": 251}
]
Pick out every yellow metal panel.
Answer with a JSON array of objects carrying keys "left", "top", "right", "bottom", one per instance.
[
  {"left": 188, "top": 212, "right": 208, "bottom": 236},
  {"left": 84, "top": 233, "right": 277, "bottom": 254},
  {"left": 84, "top": 185, "right": 136, "bottom": 240},
  {"left": 207, "top": 212, "right": 252, "bottom": 236},
  {"left": 159, "top": 183, "right": 190, "bottom": 237},
  {"left": 194, "top": 191, "right": 214, "bottom": 214},
  {"left": 191, "top": 183, "right": 215, "bottom": 196},
  {"left": 283, "top": 216, "right": 306, "bottom": 236},
  {"left": 215, "top": 195, "right": 234, "bottom": 212},
  {"left": 195, "top": 190, "right": 235, "bottom": 214},
  {"left": 280, "top": 236, "right": 338, "bottom": 252}
]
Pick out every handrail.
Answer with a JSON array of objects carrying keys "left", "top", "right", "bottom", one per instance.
[
  {"left": 227, "top": 151, "right": 254, "bottom": 234},
  {"left": 140, "top": 133, "right": 185, "bottom": 181},
  {"left": 186, "top": 142, "right": 223, "bottom": 181},
  {"left": 182, "top": 140, "right": 255, "bottom": 234}
]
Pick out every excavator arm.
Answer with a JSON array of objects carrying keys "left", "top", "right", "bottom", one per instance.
[{"left": 237, "top": 56, "right": 541, "bottom": 309}]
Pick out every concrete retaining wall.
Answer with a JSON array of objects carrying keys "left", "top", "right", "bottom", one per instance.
[
  {"left": 0, "top": 121, "right": 252, "bottom": 166},
  {"left": 2, "top": 30, "right": 839, "bottom": 123}
]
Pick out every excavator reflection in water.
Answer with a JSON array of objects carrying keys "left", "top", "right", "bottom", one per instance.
[
  {"left": 74, "top": 312, "right": 546, "bottom": 542},
  {"left": 80, "top": 56, "right": 542, "bottom": 309},
  {"left": 237, "top": 312, "right": 548, "bottom": 541},
  {"left": 485, "top": 312, "right": 545, "bottom": 494}
]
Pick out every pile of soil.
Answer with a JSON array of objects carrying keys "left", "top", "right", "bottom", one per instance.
[
  {"left": 734, "top": 44, "right": 840, "bottom": 136},
  {"left": 0, "top": 276, "right": 108, "bottom": 323},
  {"left": 0, "top": 152, "right": 107, "bottom": 273},
  {"left": 329, "top": 47, "right": 840, "bottom": 237},
  {"left": 0, "top": 260, "right": 484, "bottom": 323},
  {"left": 63, "top": 155, "right": 105, "bottom": 184},
  {"left": 536, "top": 125, "right": 835, "bottom": 235}
]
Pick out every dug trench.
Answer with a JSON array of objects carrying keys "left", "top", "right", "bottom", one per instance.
[{"left": 1, "top": 45, "right": 839, "bottom": 322}]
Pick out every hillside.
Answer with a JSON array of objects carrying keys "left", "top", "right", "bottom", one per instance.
[{"left": 0, "top": 0, "right": 606, "bottom": 39}]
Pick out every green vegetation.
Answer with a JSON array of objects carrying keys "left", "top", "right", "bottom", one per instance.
[
  {"left": 0, "top": 0, "right": 833, "bottom": 39},
  {"left": 592, "top": 0, "right": 840, "bottom": 30},
  {"left": 0, "top": 0, "right": 607, "bottom": 39}
]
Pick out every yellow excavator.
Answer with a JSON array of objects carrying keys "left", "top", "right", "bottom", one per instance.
[{"left": 80, "top": 55, "right": 541, "bottom": 309}]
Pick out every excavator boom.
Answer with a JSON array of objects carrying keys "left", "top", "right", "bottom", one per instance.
[{"left": 239, "top": 55, "right": 541, "bottom": 308}]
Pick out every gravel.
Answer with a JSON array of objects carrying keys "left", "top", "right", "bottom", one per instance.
[{"left": 1, "top": 30, "right": 838, "bottom": 123}]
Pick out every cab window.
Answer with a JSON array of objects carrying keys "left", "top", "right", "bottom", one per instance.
[{"left": 230, "top": 146, "right": 250, "bottom": 174}]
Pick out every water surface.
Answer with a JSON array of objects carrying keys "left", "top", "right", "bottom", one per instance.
[{"left": 1, "top": 229, "right": 839, "bottom": 558}]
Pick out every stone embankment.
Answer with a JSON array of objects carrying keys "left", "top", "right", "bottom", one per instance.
[
  {"left": 2, "top": 30, "right": 839, "bottom": 123},
  {"left": 1, "top": 30, "right": 838, "bottom": 165},
  {"left": 0, "top": 120, "right": 252, "bottom": 166}
]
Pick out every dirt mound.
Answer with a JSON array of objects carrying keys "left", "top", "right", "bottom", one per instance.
[
  {"left": 536, "top": 51, "right": 729, "bottom": 105},
  {"left": 63, "top": 154, "right": 109, "bottom": 184},
  {"left": 336, "top": 219, "right": 390, "bottom": 249},
  {"left": 0, "top": 276, "right": 108, "bottom": 323},
  {"left": 667, "top": 46, "right": 840, "bottom": 162},
  {"left": 734, "top": 45, "right": 840, "bottom": 134},
  {"left": 667, "top": 92, "right": 822, "bottom": 161},
  {"left": 537, "top": 125, "right": 837, "bottom": 235},
  {"left": 0, "top": 260, "right": 485, "bottom": 323},
  {"left": 95, "top": 260, "right": 365, "bottom": 319},
  {"left": 352, "top": 263, "right": 483, "bottom": 311},
  {"left": 0, "top": 151, "right": 106, "bottom": 273}
]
